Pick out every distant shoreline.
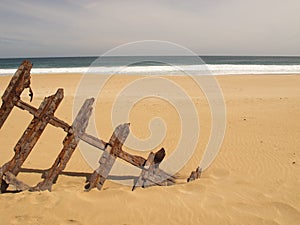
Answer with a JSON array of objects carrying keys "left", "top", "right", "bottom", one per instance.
[{"left": 1, "top": 56, "right": 300, "bottom": 76}]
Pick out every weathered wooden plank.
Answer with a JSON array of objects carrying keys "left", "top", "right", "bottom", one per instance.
[
  {"left": 85, "top": 123, "right": 130, "bottom": 191},
  {"left": 187, "top": 167, "right": 202, "bottom": 182},
  {"left": 79, "top": 133, "right": 106, "bottom": 150},
  {"left": 146, "top": 148, "right": 169, "bottom": 187},
  {"left": 118, "top": 150, "right": 146, "bottom": 168},
  {"left": 80, "top": 133, "right": 146, "bottom": 167},
  {"left": 132, "top": 152, "right": 155, "bottom": 191},
  {"left": 153, "top": 148, "right": 166, "bottom": 164},
  {"left": 132, "top": 148, "right": 173, "bottom": 190},
  {"left": 16, "top": 99, "right": 72, "bottom": 132},
  {"left": 31, "top": 98, "right": 94, "bottom": 191},
  {"left": 0, "top": 89, "right": 64, "bottom": 193},
  {"left": 80, "top": 132, "right": 175, "bottom": 187},
  {"left": 145, "top": 167, "right": 174, "bottom": 186},
  {"left": 3, "top": 172, "right": 30, "bottom": 191},
  {"left": 0, "top": 60, "right": 32, "bottom": 129}
]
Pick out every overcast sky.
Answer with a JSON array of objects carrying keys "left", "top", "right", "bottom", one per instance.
[{"left": 0, "top": 0, "right": 299, "bottom": 57}]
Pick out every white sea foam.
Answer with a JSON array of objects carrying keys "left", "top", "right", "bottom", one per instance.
[
  {"left": 207, "top": 64, "right": 300, "bottom": 75},
  {"left": 0, "top": 64, "right": 300, "bottom": 76}
]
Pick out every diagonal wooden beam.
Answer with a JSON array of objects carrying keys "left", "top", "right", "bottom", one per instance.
[
  {"left": 3, "top": 171, "right": 30, "bottom": 191},
  {"left": 132, "top": 148, "right": 169, "bottom": 190},
  {"left": 79, "top": 132, "right": 146, "bottom": 167},
  {"left": 85, "top": 123, "right": 130, "bottom": 191},
  {"left": 80, "top": 133, "right": 175, "bottom": 186},
  {"left": 16, "top": 99, "right": 71, "bottom": 132},
  {"left": 132, "top": 152, "right": 155, "bottom": 191},
  {"left": 31, "top": 98, "right": 94, "bottom": 192},
  {"left": 0, "top": 89, "right": 64, "bottom": 193},
  {"left": 0, "top": 60, "right": 33, "bottom": 129}
]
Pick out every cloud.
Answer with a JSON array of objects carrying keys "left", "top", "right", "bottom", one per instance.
[
  {"left": 0, "top": 37, "right": 23, "bottom": 45},
  {"left": 0, "top": 0, "right": 299, "bottom": 57}
]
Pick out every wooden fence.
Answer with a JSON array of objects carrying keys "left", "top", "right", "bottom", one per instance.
[{"left": 0, "top": 60, "right": 200, "bottom": 193}]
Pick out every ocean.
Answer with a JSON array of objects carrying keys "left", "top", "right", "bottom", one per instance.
[{"left": 0, "top": 56, "right": 300, "bottom": 76}]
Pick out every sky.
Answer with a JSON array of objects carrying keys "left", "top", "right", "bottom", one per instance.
[{"left": 0, "top": 0, "right": 299, "bottom": 58}]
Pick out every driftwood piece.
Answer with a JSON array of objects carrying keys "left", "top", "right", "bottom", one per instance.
[
  {"left": 80, "top": 133, "right": 146, "bottom": 167},
  {"left": 79, "top": 133, "right": 106, "bottom": 150},
  {"left": 0, "top": 60, "right": 32, "bottom": 129},
  {"left": 31, "top": 98, "right": 94, "bottom": 191},
  {"left": 79, "top": 133, "right": 175, "bottom": 185},
  {"left": 132, "top": 148, "right": 170, "bottom": 190},
  {"left": 187, "top": 167, "right": 202, "bottom": 182},
  {"left": 85, "top": 123, "right": 130, "bottom": 191},
  {"left": 3, "top": 172, "right": 30, "bottom": 191},
  {"left": 81, "top": 132, "right": 175, "bottom": 188},
  {"left": 16, "top": 99, "right": 71, "bottom": 132},
  {"left": 132, "top": 152, "right": 155, "bottom": 190},
  {"left": 153, "top": 148, "right": 166, "bottom": 164},
  {"left": 0, "top": 89, "right": 64, "bottom": 193}
]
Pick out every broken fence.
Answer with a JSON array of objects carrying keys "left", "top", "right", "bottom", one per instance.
[{"left": 0, "top": 60, "right": 200, "bottom": 193}]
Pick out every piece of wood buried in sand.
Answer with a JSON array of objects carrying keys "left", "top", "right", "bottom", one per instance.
[
  {"left": 31, "top": 98, "right": 94, "bottom": 192},
  {"left": 132, "top": 152, "right": 155, "bottom": 191},
  {"left": 0, "top": 89, "right": 64, "bottom": 193},
  {"left": 79, "top": 133, "right": 175, "bottom": 186},
  {"left": 187, "top": 167, "right": 202, "bottom": 182},
  {"left": 3, "top": 171, "right": 30, "bottom": 191},
  {"left": 132, "top": 148, "right": 168, "bottom": 191},
  {"left": 15, "top": 99, "right": 71, "bottom": 132},
  {"left": 85, "top": 123, "right": 130, "bottom": 191},
  {"left": 0, "top": 60, "right": 33, "bottom": 129}
]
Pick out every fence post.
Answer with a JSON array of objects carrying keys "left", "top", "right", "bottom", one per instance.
[
  {"left": 132, "top": 148, "right": 167, "bottom": 190},
  {"left": 31, "top": 98, "right": 94, "bottom": 191},
  {"left": 85, "top": 123, "right": 130, "bottom": 191},
  {"left": 0, "top": 60, "right": 32, "bottom": 129},
  {"left": 132, "top": 152, "right": 155, "bottom": 190},
  {"left": 0, "top": 89, "right": 64, "bottom": 192}
]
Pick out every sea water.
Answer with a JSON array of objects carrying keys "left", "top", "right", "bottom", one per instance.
[{"left": 0, "top": 56, "right": 300, "bottom": 75}]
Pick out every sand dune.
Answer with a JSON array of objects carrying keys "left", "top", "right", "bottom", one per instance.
[{"left": 0, "top": 74, "right": 299, "bottom": 225}]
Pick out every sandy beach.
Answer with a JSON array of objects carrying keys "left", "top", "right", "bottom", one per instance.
[{"left": 0, "top": 73, "right": 299, "bottom": 225}]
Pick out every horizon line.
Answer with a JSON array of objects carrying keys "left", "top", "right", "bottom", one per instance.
[{"left": 1, "top": 54, "right": 300, "bottom": 59}]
